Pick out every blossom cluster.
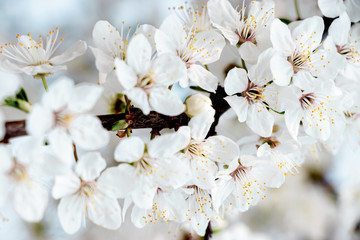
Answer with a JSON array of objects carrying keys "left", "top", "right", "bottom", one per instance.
[{"left": 0, "top": 0, "right": 359, "bottom": 237}]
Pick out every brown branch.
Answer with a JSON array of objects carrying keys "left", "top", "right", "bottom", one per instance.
[{"left": 2, "top": 87, "right": 230, "bottom": 143}]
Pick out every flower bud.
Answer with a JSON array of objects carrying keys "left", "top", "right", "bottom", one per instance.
[{"left": 185, "top": 93, "right": 212, "bottom": 117}]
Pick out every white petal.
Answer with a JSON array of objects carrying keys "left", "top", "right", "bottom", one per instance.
[
  {"left": 68, "top": 84, "right": 103, "bottom": 113},
  {"left": 292, "top": 70, "right": 317, "bottom": 90},
  {"left": 125, "top": 88, "right": 151, "bottom": 115},
  {"left": 158, "top": 15, "right": 186, "bottom": 51},
  {"left": 238, "top": 41, "right": 261, "bottom": 65},
  {"left": 224, "top": 67, "right": 248, "bottom": 95},
  {"left": 329, "top": 13, "right": 351, "bottom": 46},
  {"left": 75, "top": 152, "right": 106, "bottom": 181},
  {"left": 114, "top": 136, "right": 144, "bottom": 163},
  {"left": 114, "top": 58, "right": 137, "bottom": 90},
  {"left": 248, "top": 48, "right": 275, "bottom": 84},
  {"left": 152, "top": 54, "right": 187, "bottom": 86},
  {"left": 284, "top": 108, "right": 302, "bottom": 140},
  {"left": 42, "top": 76, "right": 74, "bottom": 111},
  {"left": 131, "top": 175, "right": 157, "bottom": 209},
  {"left": 205, "top": 136, "right": 240, "bottom": 165},
  {"left": 189, "top": 108, "right": 215, "bottom": 141},
  {"left": 212, "top": 178, "right": 234, "bottom": 211},
  {"left": 127, "top": 34, "right": 152, "bottom": 73},
  {"left": 318, "top": 0, "right": 345, "bottom": 18},
  {"left": 92, "top": 20, "right": 122, "bottom": 55},
  {"left": 26, "top": 104, "right": 54, "bottom": 137},
  {"left": 90, "top": 47, "right": 115, "bottom": 73},
  {"left": 0, "top": 71, "right": 20, "bottom": 101},
  {"left": 248, "top": 160, "right": 285, "bottom": 188},
  {"left": 21, "top": 64, "right": 67, "bottom": 75},
  {"left": 88, "top": 195, "right": 122, "bottom": 230},
  {"left": 149, "top": 88, "right": 185, "bottom": 116},
  {"left": 191, "top": 157, "right": 217, "bottom": 190},
  {"left": 97, "top": 165, "right": 137, "bottom": 198},
  {"left": 69, "top": 114, "right": 109, "bottom": 150},
  {"left": 247, "top": 103, "right": 274, "bottom": 137},
  {"left": 58, "top": 194, "right": 84, "bottom": 234},
  {"left": 154, "top": 29, "right": 178, "bottom": 55},
  {"left": 292, "top": 16, "right": 324, "bottom": 51},
  {"left": 189, "top": 30, "right": 225, "bottom": 65},
  {"left": 187, "top": 64, "right": 218, "bottom": 92},
  {"left": 13, "top": 182, "right": 48, "bottom": 222},
  {"left": 207, "top": 0, "right": 239, "bottom": 45},
  {"left": 52, "top": 173, "right": 81, "bottom": 199},
  {"left": 50, "top": 40, "right": 87, "bottom": 65},
  {"left": 48, "top": 127, "right": 75, "bottom": 167},
  {"left": 270, "top": 53, "right": 294, "bottom": 86},
  {"left": 270, "top": 19, "right": 295, "bottom": 55},
  {"left": 0, "top": 145, "right": 13, "bottom": 173},
  {"left": 224, "top": 95, "right": 248, "bottom": 122},
  {"left": 148, "top": 126, "right": 190, "bottom": 158}
]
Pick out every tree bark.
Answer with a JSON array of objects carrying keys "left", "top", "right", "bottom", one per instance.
[{"left": 1, "top": 87, "right": 229, "bottom": 143}]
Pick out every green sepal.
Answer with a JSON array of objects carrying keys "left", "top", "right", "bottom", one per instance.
[
  {"left": 279, "top": 18, "right": 292, "bottom": 25},
  {"left": 3, "top": 88, "right": 31, "bottom": 113},
  {"left": 111, "top": 120, "right": 129, "bottom": 131}
]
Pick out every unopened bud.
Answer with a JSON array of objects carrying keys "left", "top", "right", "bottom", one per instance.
[{"left": 185, "top": 93, "right": 212, "bottom": 117}]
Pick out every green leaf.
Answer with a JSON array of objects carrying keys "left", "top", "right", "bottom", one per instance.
[
  {"left": 271, "top": 108, "right": 285, "bottom": 115},
  {"left": 15, "top": 88, "right": 29, "bottom": 102},
  {"left": 279, "top": 18, "right": 292, "bottom": 25},
  {"left": 111, "top": 120, "right": 129, "bottom": 131},
  {"left": 4, "top": 97, "right": 31, "bottom": 113},
  {"left": 189, "top": 86, "right": 209, "bottom": 92}
]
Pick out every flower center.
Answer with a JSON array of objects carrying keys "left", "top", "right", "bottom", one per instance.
[
  {"left": 134, "top": 153, "right": 156, "bottom": 175},
  {"left": 261, "top": 137, "right": 280, "bottom": 149},
  {"left": 8, "top": 161, "right": 28, "bottom": 182},
  {"left": 185, "top": 140, "right": 206, "bottom": 159},
  {"left": 79, "top": 181, "right": 97, "bottom": 199},
  {"left": 236, "top": 22, "right": 257, "bottom": 46},
  {"left": 287, "top": 50, "right": 312, "bottom": 74},
  {"left": 0, "top": 28, "right": 64, "bottom": 66},
  {"left": 336, "top": 44, "right": 360, "bottom": 64},
  {"left": 241, "top": 83, "right": 265, "bottom": 104},
  {"left": 299, "top": 93, "right": 315, "bottom": 110},
  {"left": 137, "top": 74, "right": 156, "bottom": 92}
]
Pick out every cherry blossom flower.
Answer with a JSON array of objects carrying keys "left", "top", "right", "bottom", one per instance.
[
  {"left": 0, "top": 28, "right": 87, "bottom": 76},
  {"left": 318, "top": 0, "right": 360, "bottom": 22},
  {"left": 212, "top": 154, "right": 284, "bottom": 213},
  {"left": 270, "top": 17, "right": 339, "bottom": 88},
  {"left": 52, "top": 152, "right": 122, "bottom": 234},
  {"left": 155, "top": 14, "right": 225, "bottom": 92},
  {"left": 112, "top": 127, "right": 191, "bottom": 209},
  {"left": 0, "top": 137, "right": 67, "bottom": 222},
  {"left": 178, "top": 109, "right": 240, "bottom": 189},
  {"left": 174, "top": 2, "right": 212, "bottom": 33},
  {"left": 91, "top": 20, "right": 139, "bottom": 84},
  {"left": 224, "top": 49, "right": 276, "bottom": 137},
  {"left": 26, "top": 77, "right": 109, "bottom": 164},
  {"left": 183, "top": 186, "right": 214, "bottom": 236},
  {"left": 115, "top": 34, "right": 186, "bottom": 116},
  {"left": 324, "top": 13, "right": 360, "bottom": 79},
  {"left": 130, "top": 188, "right": 187, "bottom": 227},
  {"left": 279, "top": 83, "right": 344, "bottom": 141},
  {"left": 208, "top": 0, "right": 275, "bottom": 64}
]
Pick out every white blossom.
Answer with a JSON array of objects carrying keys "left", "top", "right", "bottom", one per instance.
[
  {"left": 208, "top": 0, "right": 275, "bottom": 64},
  {"left": 0, "top": 28, "right": 87, "bottom": 76},
  {"left": 52, "top": 152, "right": 122, "bottom": 234},
  {"left": 155, "top": 14, "right": 225, "bottom": 92},
  {"left": 115, "top": 34, "right": 186, "bottom": 116}
]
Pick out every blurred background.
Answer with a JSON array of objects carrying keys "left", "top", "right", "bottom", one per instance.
[{"left": 0, "top": 0, "right": 359, "bottom": 240}]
